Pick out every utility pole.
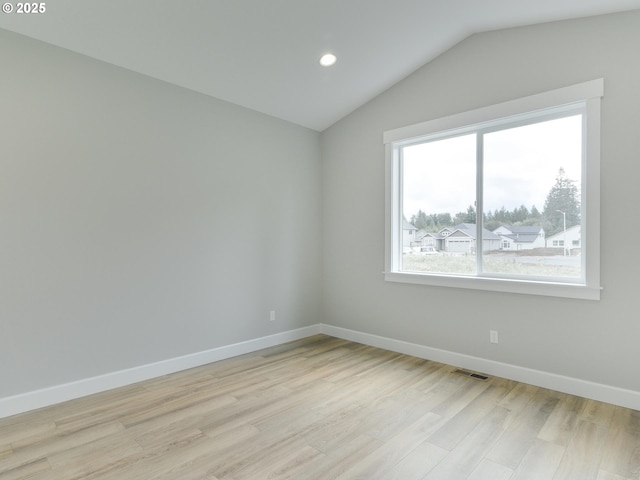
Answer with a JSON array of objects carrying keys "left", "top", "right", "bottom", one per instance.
[{"left": 557, "top": 210, "right": 566, "bottom": 256}]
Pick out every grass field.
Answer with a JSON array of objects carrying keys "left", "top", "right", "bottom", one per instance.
[{"left": 402, "top": 252, "right": 581, "bottom": 278}]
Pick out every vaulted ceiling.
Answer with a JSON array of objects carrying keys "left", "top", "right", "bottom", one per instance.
[{"left": 2, "top": 0, "right": 639, "bottom": 130}]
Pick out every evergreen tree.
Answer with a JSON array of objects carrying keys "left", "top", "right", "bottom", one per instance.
[
  {"left": 464, "top": 205, "right": 476, "bottom": 223},
  {"left": 530, "top": 205, "right": 541, "bottom": 219},
  {"left": 520, "top": 205, "right": 542, "bottom": 226},
  {"left": 435, "top": 213, "right": 453, "bottom": 229},
  {"left": 454, "top": 205, "right": 476, "bottom": 225},
  {"left": 495, "top": 206, "right": 508, "bottom": 224},
  {"left": 410, "top": 210, "right": 430, "bottom": 230},
  {"left": 513, "top": 205, "right": 529, "bottom": 223},
  {"left": 542, "top": 168, "right": 580, "bottom": 237}
]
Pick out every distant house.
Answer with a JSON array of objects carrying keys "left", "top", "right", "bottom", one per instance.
[
  {"left": 546, "top": 225, "right": 581, "bottom": 253},
  {"left": 493, "top": 225, "right": 545, "bottom": 251},
  {"left": 416, "top": 230, "right": 444, "bottom": 251},
  {"left": 444, "top": 223, "right": 502, "bottom": 253},
  {"left": 412, "top": 223, "right": 501, "bottom": 253},
  {"left": 439, "top": 227, "right": 455, "bottom": 237},
  {"left": 403, "top": 220, "right": 418, "bottom": 250},
  {"left": 416, "top": 223, "right": 476, "bottom": 252}
]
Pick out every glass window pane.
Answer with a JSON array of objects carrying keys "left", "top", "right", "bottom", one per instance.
[
  {"left": 482, "top": 115, "right": 583, "bottom": 280},
  {"left": 401, "top": 134, "right": 477, "bottom": 275}
]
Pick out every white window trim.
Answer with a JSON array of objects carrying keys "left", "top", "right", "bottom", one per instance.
[{"left": 384, "top": 79, "right": 603, "bottom": 300}]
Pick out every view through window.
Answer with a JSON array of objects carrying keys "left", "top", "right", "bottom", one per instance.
[
  {"left": 401, "top": 112, "right": 583, "bottom": 281},
  {"left": 385, "top": 80, "right": 602, "bottom": 299}
]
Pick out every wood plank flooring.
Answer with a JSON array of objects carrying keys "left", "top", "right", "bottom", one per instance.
[{"left": 1, "top": 334, "right": 639, "bottom": 479}]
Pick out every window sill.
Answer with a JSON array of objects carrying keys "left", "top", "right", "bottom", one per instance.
[{"left": 384, "top": 271, "right": 601, "bottom": 300}]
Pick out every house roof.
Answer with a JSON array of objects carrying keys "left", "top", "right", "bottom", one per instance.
[
  {"left": 403, "top": 220, "right": 417, "bottom": 231},
  {"left": 451, "top": 224, "right": 501, "bottom": 240},
  {"left": 417, "top": 230, "right": 444, "bottom": 240},
  {"left": 501, "top": 234, "right": 540, "bottom": 243},
  {"left": 546, "top": 224, "right": 581, "bottom": 241},
  {"left": 418, "top": 223, "right": 502, "bottom": 240},
  {"left": 505, "top": 226, "right": 543, "bottom": 234},
  {"left": 502, "top": 234, "right": 540, "bottom": 243},
  {"left": 494, "top": 225, "right": 543, "bottom": 243}
]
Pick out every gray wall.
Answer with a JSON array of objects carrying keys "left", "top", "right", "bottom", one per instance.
[
  {"left": 2, "top": 10, "right": 639, "bottom": 402},
  {"left": 0, "top": 29, "right": 322, "bottom": 397},
  {"left": 321, "top": 11, "right": 640, "bottom": 391}
]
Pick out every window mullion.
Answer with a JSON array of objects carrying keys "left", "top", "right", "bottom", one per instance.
[{"left": 476, "top": 132, "right": 484, "bottom": 275}]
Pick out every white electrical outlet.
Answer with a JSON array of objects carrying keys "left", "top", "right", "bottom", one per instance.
[
  {"left": 269, "top": 310, "right": 276, "bottom": 321},
  {"left": 490, "top": 330, "right": 499, "bottom": 344}
]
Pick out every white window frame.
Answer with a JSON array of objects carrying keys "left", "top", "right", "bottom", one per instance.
[{"left": 384, "top": 79, "right": 603, "bottom": 300}]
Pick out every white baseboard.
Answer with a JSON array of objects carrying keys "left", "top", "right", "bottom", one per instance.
[
  {"left": 0, "top": 325, "right": 321, "bottom": 419},
  {"left": 320, "top": 324, "right": 640, "bottom": 411},
  {"left": 3, "top": 323, "right": 639, "bottom": 419}
]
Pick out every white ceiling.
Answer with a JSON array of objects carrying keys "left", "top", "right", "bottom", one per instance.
[{"left": 2, "top": 1, "right": 640, "bottom": 131}]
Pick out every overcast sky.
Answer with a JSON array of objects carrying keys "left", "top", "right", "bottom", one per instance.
[{"left": 402, "top": 115, "right": 582, "bottom": 219}]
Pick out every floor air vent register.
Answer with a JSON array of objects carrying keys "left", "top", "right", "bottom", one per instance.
[{"left": 452, "top": 369, "right": 490, "bottom": 381}]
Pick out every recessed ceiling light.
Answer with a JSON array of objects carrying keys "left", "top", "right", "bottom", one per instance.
[{"left": 319, "top": 53, "right": 337, "bottom": 67}]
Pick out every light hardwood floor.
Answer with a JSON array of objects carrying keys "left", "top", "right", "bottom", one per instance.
[{"left": 1, "top": 334, "right": 639, "bottom": 479}]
